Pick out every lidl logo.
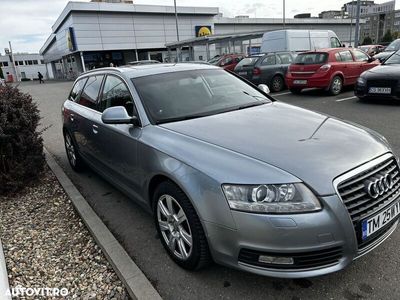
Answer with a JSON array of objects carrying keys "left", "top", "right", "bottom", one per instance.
[{"left": 195, "top": 26, "right": 212, "bottom": 37}]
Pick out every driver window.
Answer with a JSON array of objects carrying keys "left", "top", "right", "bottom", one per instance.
[
  {"left": 99, "top": 76, "right": 135, "bottom": 116},
  {"left": 261, "top": 54, "right": 276, "bottom": 65}
]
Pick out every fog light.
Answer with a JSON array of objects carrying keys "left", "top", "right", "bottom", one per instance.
[{"left": 258, "top": 255, "right": 294, "bottom": 265}]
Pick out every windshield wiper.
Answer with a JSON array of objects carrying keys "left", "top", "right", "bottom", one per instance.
[
  {"left": 156, "top": 113, "right": 211, "bottom": 124},
  {"left": 242, "top": 91, "right": 268, "bottom": 100},
  {"left": 236, "top": 101, "right": 267, "bottom": 110}
]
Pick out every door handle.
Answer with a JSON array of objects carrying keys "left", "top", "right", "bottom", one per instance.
[
  {"left": 92, "top": 124, "right": 98, "bottom": 134},
  {"left": 69, "top": 113, "right": 75, "bottom": 122}
]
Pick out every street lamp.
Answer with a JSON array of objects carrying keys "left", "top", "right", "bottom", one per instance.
[
  {"left": 174, "top": 0, "right": 179, "bottom": 41},
  {"left": 283, "top": 0, "right": 286, "bottom": 29}
]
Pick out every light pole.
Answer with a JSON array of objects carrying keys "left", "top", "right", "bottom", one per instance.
[
  {"left": 354, "top": 0, "right": 361, "bottom": 48},
  {"left": 174, "top": 0, "right": 180, "bottom": 41},
  {"left": 283, "top": 0, "right": 286, "bottom": 29}
]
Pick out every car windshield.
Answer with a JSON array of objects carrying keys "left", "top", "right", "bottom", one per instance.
[
  {"left": 131, "top": 69, "right": 271, "bottom": 124},
  {"left": 236, "top": 57, "right": 261, "bottom": 67},
  {"left": 385, "top": 39, "right": 400, "bottom": 51},
  {"left": 294, "top": 53, "right": 328, "bottom": 65},
  {"left": 383, "top": 50, "right": 400, "bottom": 65}
]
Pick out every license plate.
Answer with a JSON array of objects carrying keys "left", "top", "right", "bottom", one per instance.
[
  {"left": 293, "top": 80, "right": 307, "bottom": 85},
  {"left": 238, "top": 71, "right": 247, "bottom": 75},
  {"left": 362, "top": 200, "right": 400, "bottom": 240},
  {"left": 368, "top": 87, "right": 391, "bottom": 94}
]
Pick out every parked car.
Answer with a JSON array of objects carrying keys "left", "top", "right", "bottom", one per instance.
[
  {"left": 261, "top": 30, "right": 342, "bottom": 53},
  {"left": 286, "top": 48, "right": 379, "bottom": 95},
  {"left": 63, "top": 63, "right": 399, "bottom": 278},
  {"left": 374, "top": 39, "right": 400, "bottom": 62},
  {"left": 234, "top": 52, "right": 296, "bottom": 92},
  {"left": 208, "top": 54, "right": 245, "bottom": 71},
  {"left": 355, "top": 49, "right": 400, "bottom": 100},
  {"left": 359, "top": 44, "right": 385, "bottom": 56}
]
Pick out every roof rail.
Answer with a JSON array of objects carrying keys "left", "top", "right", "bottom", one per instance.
[{"left": 82, "top": 67, "right": 123, "bottom": 75}]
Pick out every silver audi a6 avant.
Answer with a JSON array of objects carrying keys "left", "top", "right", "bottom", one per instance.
[{"left": 62, "top": 64, "right": 400, "bottom": 278}]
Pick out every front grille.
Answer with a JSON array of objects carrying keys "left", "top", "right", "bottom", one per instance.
[
  {"left": 337, "top": 157, "right": 400, "bottom": 249},
  {"left": 238, "top": 246, "right": 342, "bottom": 269}
]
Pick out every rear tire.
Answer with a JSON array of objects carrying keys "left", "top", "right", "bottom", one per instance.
[
  {"left": 64, "top": 131, "right": 85, "bottom": 172},
  {"left": 270, "top": 75, "right": 284, "bottom": 92},
  {"left": 153, "top": 181, "right": 211, "bottom": 270},
  {"left": 290, "top": 88, "right": 302, "bottom": 94},
  {"left": 329, "top": 76, "right": 343, "bottom": 96}
]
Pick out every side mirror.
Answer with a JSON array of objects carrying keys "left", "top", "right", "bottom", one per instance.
[
  {"left": 101, "top": 106, "right": 138, "bottom": 125},
  {"left": 258, "top": 84, "right": 270, "bottom": 94},
  {"left": 368, "top": 57, "right": 376, "bottom": 63}
]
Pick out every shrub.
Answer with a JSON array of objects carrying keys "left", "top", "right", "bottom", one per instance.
[
  {"left": 21, "top": 78, "right": 31, "bottom": 82},
  {"left": 0, "top": 67, "right": 3, "bottom": 79},
  {"left": 362, "top": 36, "right": 372, "bottom": 45},
  {"left": 0, "top": 85, "right": 45, "bottom": 194}
]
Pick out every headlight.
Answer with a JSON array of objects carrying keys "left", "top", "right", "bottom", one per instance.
[
  {"left": 357, "top": 77, "right": 366, "bottom": 86},
  {"left": 222, "top": 183, "right": 321, "bottom": 213}
]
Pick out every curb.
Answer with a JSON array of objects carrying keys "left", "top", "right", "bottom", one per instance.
[
  {"left": 0, "top": 238, "right": 11, "bottom": 300},
  {"left": 44, "top": 148, "right": 162, "bottom": 300}
]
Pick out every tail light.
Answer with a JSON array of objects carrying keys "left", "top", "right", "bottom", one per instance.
[
  {"left": 253, "top": 67, "right": 261, "bottom": 76},
  {"left": 317, "top": 64, "right": 331, "bottom": 73}
]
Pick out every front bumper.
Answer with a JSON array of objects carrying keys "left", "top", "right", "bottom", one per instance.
[
  {"left": 204, "top": 193, "right": 399, "bottom": 278},
  {"left": 355, "top": 83, "right": 400, "bottom": 100},
  {"left": 286, "top": 73, "right": 331, "bottom": 90}
]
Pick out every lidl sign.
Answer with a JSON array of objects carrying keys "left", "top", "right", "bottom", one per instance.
[{"left": 195, "top": 26, "right": 212, "bottom": 37}]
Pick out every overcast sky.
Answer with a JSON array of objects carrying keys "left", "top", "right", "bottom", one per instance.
[{"left": 0, "top": 0, "right": 398, "bottom": 54}]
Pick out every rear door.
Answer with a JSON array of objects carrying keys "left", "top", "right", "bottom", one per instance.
[
  {"left": 256, "top": 53, "right": 278, "bottom": 85},
  {"left": 352, "top": 49, "right": 374, "bottom": 72},
  {"left": 71, "top": 75, "right": 104, "bottom": 163},
  {"left": 276, "top": 52, "right": 294, "bottom": 74},
  {"left": 337, "top": 50, "right": 358, "bottom": 85}
]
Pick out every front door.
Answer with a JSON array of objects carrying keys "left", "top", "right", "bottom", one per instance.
[{"left": 92, "top": 75, "right": 143, "bottom": 201}]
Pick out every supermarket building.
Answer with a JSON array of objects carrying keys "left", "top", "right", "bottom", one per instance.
[{"left": 40, "top": 1, "right": 360, "bottom": 79}]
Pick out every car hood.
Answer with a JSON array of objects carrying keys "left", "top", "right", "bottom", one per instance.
[
  {"left": 160, "top": 102, "right": 390, "bottom": 195},
  {"left": 363, "top": 64, "right": 400, "bottom": 77}
]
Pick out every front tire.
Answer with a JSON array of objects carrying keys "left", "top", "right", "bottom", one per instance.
[
  {"left": 153, "top": 181, "right": 211, "bottom": 270},
  {"left": 329, "top": 76, "right": 343, "bottom": 95},
  {"left": 64, "top": 131, "right": 85, "bottom": 172}
]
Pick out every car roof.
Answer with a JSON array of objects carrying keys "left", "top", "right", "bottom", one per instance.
[
  {"left": 81, "top": 63, "right": 220, "bottom": 79},
  {"left": 300, "top": 48, "right": 354, "bottom": 54}
]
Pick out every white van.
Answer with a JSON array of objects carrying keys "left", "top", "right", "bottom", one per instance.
[{"left": 260, "top": 30, "right": 342, "bottom": 53}]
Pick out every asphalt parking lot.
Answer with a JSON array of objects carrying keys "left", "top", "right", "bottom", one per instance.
[{"left": 20, "top": 80, "right": 400, "bottom": 300}]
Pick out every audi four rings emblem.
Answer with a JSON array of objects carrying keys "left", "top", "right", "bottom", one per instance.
[{"left": 366, "top": 173, "right": 394, "bottom": 199}]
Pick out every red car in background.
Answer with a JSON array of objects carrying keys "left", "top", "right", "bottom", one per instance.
[
  {"left": 208, "top": 54, "right": 245, "bottom": 71},
  {"left": 286, "top": 48, "right": 380, "bottom": 95}
]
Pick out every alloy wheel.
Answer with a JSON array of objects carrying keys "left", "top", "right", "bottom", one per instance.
[
  {"left": 331, "top": 77, "right": 342, "bottom": 95},
  {"left": 157, "top": 194, "right": 193, "bottom": 260},
  {"left": 65, "top": 134, "right": 76, "bottom": 167}
]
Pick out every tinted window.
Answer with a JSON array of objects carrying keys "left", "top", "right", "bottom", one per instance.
[
  {"left": 386, "top": 39, "right": 400, "bottom": 51},
  {"left": 294, "top": 53, "right": 328, "bottom": 65},
  {"left": 353, "top": 49, "right": 369, "bottom": 62},
  {"left": 236, "top": 57, "right": 261, "bottom": 67},
  {"left": 132, "top": 69, "right": 270, "bottom": 124},
  {"left": 384, "top": 50, "right": 400, "bottom": 65},
  {"left": 69, "top": 78, "right": 88, "bottom": 102},
  {"left": 338, "top": 51, "right": 354, "bottom": 62},
  {"left": 261, "top": 55, "right": 276, "bottom": 65},
  {"left": 331, "top": 37, "right": 342, "bottom": 48},
  {"left": 277, "top": 53, "right": 293, "bottom": 64},
  {"left": 334, "top": 52, "right": 342, "bottom": 62},
  {"left": 99, "top": 76, "right": 134, "bottom": 116},
  {"left": 79, "top": 75, "right": 104, "bottom": 109}
]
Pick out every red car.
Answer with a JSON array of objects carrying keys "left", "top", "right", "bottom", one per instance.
[
  {"left": 208, "top": 54, "right": 245, "bottom": 71},
  {"left": 286, "top": 48, "right": 380, "bottom": 95}
]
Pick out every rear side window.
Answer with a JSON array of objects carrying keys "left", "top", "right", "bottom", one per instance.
[
  {"left": 69, "top": 78, "right": 87, "bottom": 102},
  {"left": 98, "top": 76, "right": 135, "bottom": 116},
  {"left": 334, "top": 52, "right": 342, "bottom": 62},
  {"left": 79, "top": 75, "right": 104, "bottom": 109},
  {"left": 261, "top": 54, "right": 276, "bottom": 65},
  {"left": 236, "top": 57, "right": 260, "bottom": 67},
  {"left": 294, "top": 53, "right": 328, "bottom": 65},
  {"left": 338, "top": 51, "right": 354, "bottom": 62},
  {"left": 277, "top": 53, "right": 293, "bottom": 64}
]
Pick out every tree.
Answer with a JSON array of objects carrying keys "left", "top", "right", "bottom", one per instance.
[
  {"left": 0, "top": 67, "right": 3, "bottom": 79},
  {"left": 381, "top": 29, "right": 394, "bottom": 43},
  {"left": 362, "top": 36, "right": 373, "bottom": 45}
]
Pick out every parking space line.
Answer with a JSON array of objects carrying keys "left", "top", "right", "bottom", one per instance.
[
  {"left": 336, "top": 96, "right": 357, "bottom": 102},
  {"left": 273, "top": 91, "right": 292, "bottom": 96}
]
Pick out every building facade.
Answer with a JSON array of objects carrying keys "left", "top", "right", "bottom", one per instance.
[
  {"left": 40, "top": 1, "right": 360, "bottom": 79},
  {"left": 0, "top": 53, "right": 47, "bottom": 82}
]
